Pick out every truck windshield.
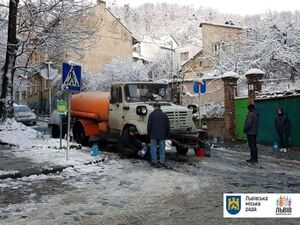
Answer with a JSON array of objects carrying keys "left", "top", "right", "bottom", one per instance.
[{"left": 125, "top": 83, "right": 171, "bottom": 102}]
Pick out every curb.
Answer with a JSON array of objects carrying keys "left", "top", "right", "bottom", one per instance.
[
  {"left": 0, "top": 157, "right": 107, "bottom": 180},
  {"left": 215, "top": 148, "right": 300, "bottom": 165},
  {"left": 0, "top": 165, "right": 72, "bottom": 180}
]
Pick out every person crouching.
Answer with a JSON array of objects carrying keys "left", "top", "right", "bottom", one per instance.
[{"left": 118, "top": 126, "right": 147, "bottom": 158}]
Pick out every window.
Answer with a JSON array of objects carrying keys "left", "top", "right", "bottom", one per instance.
[
  {"left": 34, "top": 80, "right": 38, "bottom": 95},
  {"left": 213, "top": 42, "right": 235, "bottom": 55},
  {"left": 22, "top": 91, "right": 26, "bottom": 101},
  {"left": 15, "top": 91, "right": 20, "bottom": 101},
  {"left": 213, "top": 43, "right": 221, "bottom": 55},
  {"left": 180, "top": 52, "right": 189, "bottom": 61},
  {"left": 44, "top": 79, "right": 49, "bottom": 91},
  {"left": 110, "top": 86, "right": 123, "bottom": 104},
  {"left": 124, "top": 83, "right": 171, "bottom": 102},
  {"left": 28, "top": 86, "right": 32, "bottom": 96}
]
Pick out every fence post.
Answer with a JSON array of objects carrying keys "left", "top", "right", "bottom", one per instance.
[
  {"left": 222, "top": 73, "right": 239, "bottom": 141},
  {"left": 245, "top": 69, "right": 265, "bottom": 104}
]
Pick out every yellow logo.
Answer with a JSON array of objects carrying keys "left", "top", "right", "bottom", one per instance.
[{"left": 226, "top": 196, "right": 241, "bottom": 215}]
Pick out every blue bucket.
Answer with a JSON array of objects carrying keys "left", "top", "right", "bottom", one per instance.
[{"left": 91, "top": 144, "right": 100, "bottom": 156}]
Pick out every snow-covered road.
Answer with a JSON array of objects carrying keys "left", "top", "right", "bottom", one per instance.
[{"left": 0, "top": 148, "right": 299, "bottom": 225}]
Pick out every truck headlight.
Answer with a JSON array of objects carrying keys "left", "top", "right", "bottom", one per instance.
[{"left": 136, "top": 106, "right": 147, "bottom": 116}]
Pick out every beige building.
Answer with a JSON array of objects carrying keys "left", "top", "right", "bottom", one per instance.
[
  {"left": 181, "top": 22, "right": 244, "bottom": 106},
  {"left": 27, "top": 0, "right": 134, "bottom": 113},
  {"left": 182, "top": 22, "right": 244, "bottom": 80},
  {"left": 67, "top": 0, "right": 134, "bottom": 74}
]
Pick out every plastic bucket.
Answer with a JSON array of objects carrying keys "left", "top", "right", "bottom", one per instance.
[{"left": 196, "top": 148, "right": 205, "bottom": 157}]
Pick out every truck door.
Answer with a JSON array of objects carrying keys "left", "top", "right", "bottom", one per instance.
[{"left": 109, "top": 86, "right": 124, "bottom": 136}]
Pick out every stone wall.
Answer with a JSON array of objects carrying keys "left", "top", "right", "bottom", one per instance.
[{"left": 202, "top": 117, "right": 225, "bottom": 140}]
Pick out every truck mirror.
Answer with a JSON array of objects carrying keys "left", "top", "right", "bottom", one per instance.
[{"left": 187, "top": 104, "right": 198, "bottom": 114}]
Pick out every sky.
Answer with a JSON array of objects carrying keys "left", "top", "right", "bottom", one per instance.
[{"left": 110, "top": 0, "right": 300, "bottom": 15}]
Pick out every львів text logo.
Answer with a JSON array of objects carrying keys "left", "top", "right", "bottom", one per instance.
[{"left": 276, "top": 195, "right": 292, "bottom": 215}]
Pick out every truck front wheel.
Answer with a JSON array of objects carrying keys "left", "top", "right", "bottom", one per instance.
[
  {"left": 73, "top": 122, "right": 89, "bottom": 145},
  {"left": 176, "top": 146, "right": 189, "bottom": 155}
]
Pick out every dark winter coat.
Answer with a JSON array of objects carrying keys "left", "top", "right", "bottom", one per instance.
[
  {"left": 243, "top": 109, "right": 260, "bottom": 135},
  {"left": 147, "top": 109, "right": 171, "bottom": 139},
  {"left": 275, "top": 114, "right": 290, "bottom": 135},
  {"left": 118, "top": 129, "right": 142, "bottom": 150}
]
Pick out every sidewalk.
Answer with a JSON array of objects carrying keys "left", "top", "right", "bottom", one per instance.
[
  {"left": 0, "top": 145, "right": 71, "bottom": 179},
  {"left": 216, "top": 140, "right": 300, "bottom": 162},
  {"left": 0, "top": 119, "right": 107, "bottom": 180},
  {"left": 0, "top": 143, "right": 108, "bottom": 180}
]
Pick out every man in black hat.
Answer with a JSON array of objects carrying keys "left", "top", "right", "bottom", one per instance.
[
  {"left": 147, "top": 102, "right": 170, "bottom": 167},
  {"left": 244, "top": 104, "right": 260, "bottom": 163},
  {"left": 118, "top": 126, "right": 146, "bottom": 158}
]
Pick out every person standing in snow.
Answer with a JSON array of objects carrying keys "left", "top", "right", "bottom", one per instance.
[
  {"left": 48, "top": 110, "right": 67, "bottom": 138},
  {"left": 147, "top": 102, "right": 170, "bottom": 168},
  {"left": 274, "top": 108, "right": 291, "bottom": 152},
  {"left": 244, "top": 104, "right": 260, "bottom": 163}
]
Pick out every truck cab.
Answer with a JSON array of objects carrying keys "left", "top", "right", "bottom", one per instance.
[{"left": 108, "top": 81, "right": 205, "bottom": 155}]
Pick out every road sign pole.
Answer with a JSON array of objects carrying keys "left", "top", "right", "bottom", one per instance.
[
  {"left": 198, "top": 83, "right": 201, "bottom": 128},
  {"left": 59, "top": 114, "right": 63, "bottom": 149},
  {"left": 66, "top": 92, "right": 71, "bottom": 160}
]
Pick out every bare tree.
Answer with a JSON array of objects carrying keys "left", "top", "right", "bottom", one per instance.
[
  {"left": 0, "top": 0, "right": 96, "bottom": 120},
  {"left": 0, "top": 0, "right": 19, "bottom": 119}
]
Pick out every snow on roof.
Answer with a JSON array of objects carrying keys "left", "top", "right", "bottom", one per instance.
[
  {"left": 142, "top": 34, "right": 178, "bottom": 49},
  {"left": 201, "top": 71, "right": 240, "bottom": 80},
  {"left": 132, "top": 52, "right": 151, "bottom": 62},
  {"left": 221, "top": 71, "right": 240, "bottom": 79},
  {"left": 245, "top": 68, "right": 265, "bottom": 76},
  {"left": 199, "top": 21, "right": 244, "bottom": 30},
  {"left": 181, "top": 49, "right": 203, "bottom": 68}
]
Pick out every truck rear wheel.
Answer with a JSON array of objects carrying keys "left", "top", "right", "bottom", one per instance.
[
  {"left": 176, "top": 146, "right": 189, "bottom": 155},
  {"left": 73, "top": 122, "right": 89, "bottom": 145}
]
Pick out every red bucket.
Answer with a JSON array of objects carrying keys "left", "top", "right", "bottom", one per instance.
[{"left": 196, "top": 148, "right": 205, "bottom": 157}]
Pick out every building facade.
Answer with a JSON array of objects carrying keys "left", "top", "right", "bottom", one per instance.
[
  {"left": 67, "top": 0, "right": 134, "bottom": 74},
  {"left": 27, "top": 0, "right": 134, "bottom": 113},
  {"left": 181, "top": 22, "right": 244, "bottom": 106},
  {"left": 133, "top": 35, "right": 178, "bottom": 62},
  {"left": 182, "top": 22, "right": 244, "bottom": 80}
]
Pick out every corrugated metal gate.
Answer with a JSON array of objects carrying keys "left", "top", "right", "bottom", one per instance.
[
  {"left": 255, "top": 95, "right": 300, "bottom": 148},
  {"left": 234, "top": 97, "right": 248, "bottom": 140}
]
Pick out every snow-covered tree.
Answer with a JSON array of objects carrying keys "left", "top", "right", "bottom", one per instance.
[
  {"left": 82, "top": 58, "right": 151, "bottom": 91},
  {"left": 149, "top": 52, "right": 180, "bottom": 80},
  {"left": 0, "top": 0, "right": 95, "bottom": 119},
  {"left": 109, "top": 2, "right": 243, "bottom": 46},
  {"left": 81, "top": 56, "right": 181, "bottom": 92},
  {"left": 212, "top": 11, "right": 300, "bottom": 80}
]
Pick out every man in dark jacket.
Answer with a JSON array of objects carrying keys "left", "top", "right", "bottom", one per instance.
[
  {"left": 118, "top": 126, "right": 146, "bottom": 158},
  {"left": 244, "top": 104, "right": 260, "bottom": 163},
  {"left": 275, "top": 108, "right": 291, "bottom": 152},
  {"left": 147, "top": 103, "right": 170, "bottom": 167}
]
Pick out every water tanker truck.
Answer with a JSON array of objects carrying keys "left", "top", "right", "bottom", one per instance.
[{"left": 71, "top": 81, "right": 207, "bottom": 155}]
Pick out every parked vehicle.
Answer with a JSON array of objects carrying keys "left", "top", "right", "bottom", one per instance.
[
  {"left": 71, "top": 81, "right": 207, "bottom": 155},
  {"left": 13, "top": 104, "right": 37, "bottom": 125}
]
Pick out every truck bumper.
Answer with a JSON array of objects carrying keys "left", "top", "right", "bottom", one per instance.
[{"left": 171, "top": 129, "right": 208, "bottom": 149}]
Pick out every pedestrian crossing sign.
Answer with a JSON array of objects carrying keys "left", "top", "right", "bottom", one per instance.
[{"left": 62, "top": 63, "right": 81, "bottom": 91}]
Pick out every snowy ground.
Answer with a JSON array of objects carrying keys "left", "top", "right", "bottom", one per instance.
[{"left": 0, "top": 120, "right": 300, "bottom": 225}]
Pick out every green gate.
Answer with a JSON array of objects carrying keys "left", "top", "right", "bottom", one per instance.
[
  {"left": 255, "top": 96, "right": 300, "bottom": 148},
  {"left": 234, "top": 97, "right": 248, "bottom": 140}
]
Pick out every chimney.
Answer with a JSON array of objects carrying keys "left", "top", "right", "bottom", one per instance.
[{"left": 97, "top": 0, "right": 106, "bottom": 7}]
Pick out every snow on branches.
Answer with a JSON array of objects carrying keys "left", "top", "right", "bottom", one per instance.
[{"left": 81, "top": 58, "right": 150, "bottom": 91}]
